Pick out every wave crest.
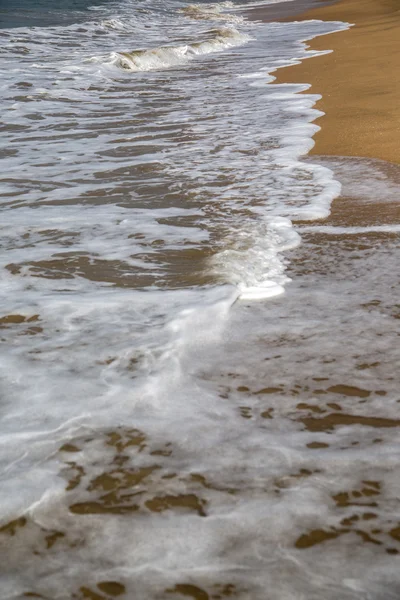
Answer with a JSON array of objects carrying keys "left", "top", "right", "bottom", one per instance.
[{"left": 98, "top": 27, "right": 250, "bottom": 72}]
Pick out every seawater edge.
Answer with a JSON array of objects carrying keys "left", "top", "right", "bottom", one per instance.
[
  {"left": 272, "top": 0, "right": 400, "bottom": 164},
  {"left": 0, "top": 0, "right": 400, "bottom": 596}
]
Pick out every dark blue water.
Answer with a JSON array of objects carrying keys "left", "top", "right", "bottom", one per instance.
[{"left": 0, "top": 0, "right": 114, "bottom": 28}]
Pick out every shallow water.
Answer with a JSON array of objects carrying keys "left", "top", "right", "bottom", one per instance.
[
  {"left": 0, "top": 0, "right": 114, "bottom": 28},
  {"left": 0, "top": 0, "right": 399, "bottom": 598}
]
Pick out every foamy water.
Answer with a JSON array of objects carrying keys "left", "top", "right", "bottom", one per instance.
[{"left": 1, "top": 0, "right": 400, "bottom": 598}]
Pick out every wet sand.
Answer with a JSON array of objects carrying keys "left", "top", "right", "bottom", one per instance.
[
  {"left": 272, "top": 0, "right": 400, "bottom": 164},
  {"left": 243, "top": 0, "right": 337, "bottom": 23}
]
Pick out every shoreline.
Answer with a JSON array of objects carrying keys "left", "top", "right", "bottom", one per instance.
[
  {"left": 270, "top": 0, "right": 400, "bottom": 165},
  {"left": 242, "top": 0, "right": 337, "bottom": 23}
]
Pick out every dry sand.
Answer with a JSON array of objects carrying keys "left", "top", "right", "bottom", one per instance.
[{"left": 273, "top": 0, "right": 400, "bottom": 164}]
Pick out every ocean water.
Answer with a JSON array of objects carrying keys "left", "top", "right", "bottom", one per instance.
[{"left": 1, "top": 0, "right": 400, "bottom": 598}]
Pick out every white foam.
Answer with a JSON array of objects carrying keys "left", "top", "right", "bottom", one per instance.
[
  {"left": 210, "top": 215, "right": 299, "bottom": 298},
  {"left": 239, "top": 280, "right": 285, "bottom": 300},
  {"left": 102, "top": 27, "right": 250, "bottom": 72},
  {"left": 299, "top": 224, "right": 400, "bottom": 235}
]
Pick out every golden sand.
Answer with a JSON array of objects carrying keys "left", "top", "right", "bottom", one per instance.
[{"left": 274, "top": 0, "right": 400, "bottom": 164}]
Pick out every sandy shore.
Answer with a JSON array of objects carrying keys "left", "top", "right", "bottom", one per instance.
[{"left": 273, "top": 0, "right": 400, "bottom": 164}]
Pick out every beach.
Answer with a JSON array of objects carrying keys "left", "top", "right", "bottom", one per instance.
[
  {"left": 273, "top": 0, "right": 400, "bottom": 163},
  {"left": 0, "top": 0, "right": 399, "bottom": 597}
]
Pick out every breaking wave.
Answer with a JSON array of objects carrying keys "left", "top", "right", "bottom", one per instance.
[{"left": 95, "top": 27, "right": 250, "bottom": 72}]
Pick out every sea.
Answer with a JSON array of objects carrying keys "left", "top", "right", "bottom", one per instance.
[{"left": 1, "top": 0, "right": 400, "bottom": 598}]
